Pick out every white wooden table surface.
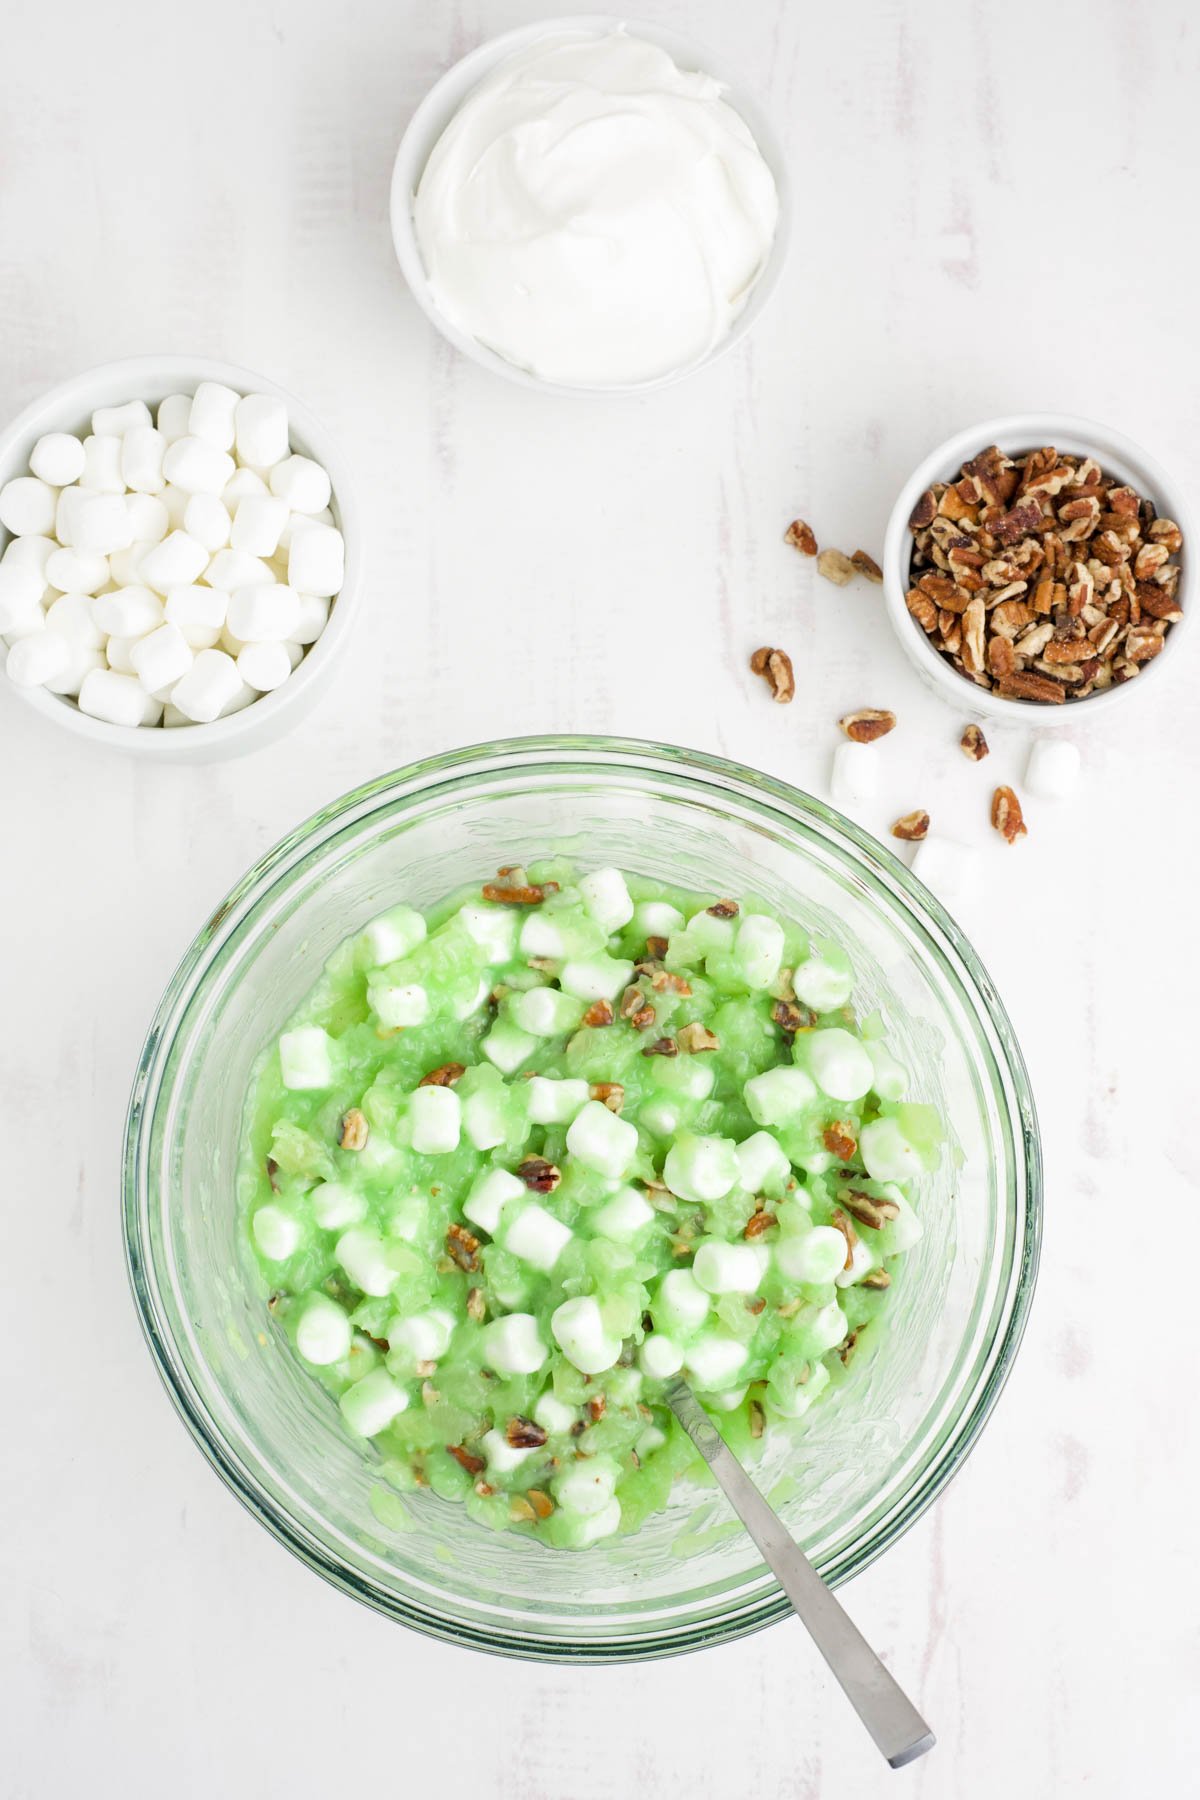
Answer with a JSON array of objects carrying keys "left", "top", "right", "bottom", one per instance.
[{"left": 4, "top": 2, "right": 1198, "bottom": 1794}]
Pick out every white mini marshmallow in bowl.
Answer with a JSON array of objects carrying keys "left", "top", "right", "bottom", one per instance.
[{"left": 0, "top": 357, "right": 358, "bottom": 760}]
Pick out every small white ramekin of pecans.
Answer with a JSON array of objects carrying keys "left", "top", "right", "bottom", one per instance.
[{"left": 882, "top": 415, "right": 1194, "bottom": 722}]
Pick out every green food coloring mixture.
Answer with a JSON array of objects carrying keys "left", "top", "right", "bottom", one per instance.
[{"left": 241, "top": 860, "right": 943, "bottom": 1548}]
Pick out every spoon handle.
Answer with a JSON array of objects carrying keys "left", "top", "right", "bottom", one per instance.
[{"left": 666, "top": 1379, "right": 935, "bottom": 1769}]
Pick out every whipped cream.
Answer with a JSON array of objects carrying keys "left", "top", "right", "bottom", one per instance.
[{"left": 413, "top": 30, "right": 780, "bottom": 388}]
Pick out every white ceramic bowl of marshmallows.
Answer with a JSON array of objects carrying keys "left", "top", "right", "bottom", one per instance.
[
  {"left": 391, "top": 17, "right": 789, "bottom": 395},
  {"left": 0, "top": 356, "right": 358, "bottom": 759}
]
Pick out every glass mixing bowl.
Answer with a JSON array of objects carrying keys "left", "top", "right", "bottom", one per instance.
[{"left": 123, "top": 737, "right": 1041, "bottom": 1662}]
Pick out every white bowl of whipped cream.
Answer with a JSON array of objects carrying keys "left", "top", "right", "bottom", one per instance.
[{"left": 391, "top": 18, "right": 788, "bottom": 394}]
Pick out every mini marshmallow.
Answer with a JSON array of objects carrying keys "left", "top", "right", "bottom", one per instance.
[
  {"left": 137, "top": 531, "right": 209, "bottom": 592},
  {"left": 1026, "top": 737, "right": 1080, "bottom": 801},
  {"left": 340, "top": 1369, "right": 409, "bottom": 1437},
  {"left": 775, "top": 1224, "right": 847, "bottom": 1285},
  {"left": 692, "top": 1240, "right": 766, "bottom": 1295},
  {"left": 156, "top": 394, "right": 192, "bottom": 442},
  {"left": 370, "top": 981, "right": 429, "bottom": 1028},
  {"left": 407, "top": 1085, "right": 461, "bottom": 1154},
  {"left": 519, "top": 913, "right": 569, "bottom": 958},
  {"left": 6, "top": 632, "right": 71, "bottom": 687},
  {"left": 188, "top": 381, "right": 239, "bottom": 451},
  {"left": 459, "top": 901, "right": 518, "bottom": 963},
  {"left": 129, "top": 495, "right": 169, "bottom": 543},
  {"left": 663, "top": 1133, "right": 739, "bottom": 1203},
  {"left": 681, "top": 909, "right": 736, "bottom": 956},
  {"left": 806, "top": 1027, "right": 873, "bottom": 1103},
  {"left": 82, "top": 434, "right": 125, "bottom": 493},
  {"left": 860, "top": 1117, "right": 923, "bottom": 1184},
  {"left": 592, "top": 1184, "right": 654, "bottom": 1242},
  {"left": 656, "top": 1268, "right": 710, "bottom": 1333},
  {"left": 335, "top": 1227, "right": 397, "bottom": 1297},
  {"left": 92, "top": 400, "right": 151, "bottom": 437},
  {"left": 555, "top": 1456, "right": 618, "bottom": 1518},
  {"left": 0, "top": 565, "right": 47, "bottom": 631},
  {"left": 235, "top": 393, "right": 290, "bottom": 468},
  {"left": 831, "top": 739, "right": 880, "bottom": 808},
  {"left": 164, "top": 584, "right": 227, "bottom": 649},
  {"left": 0, "top": 476, "right": 59, "bottom": 537},
  {"left": 288, "top": 521, "right": 344, "bottom": 597},
  {"left": 769, "top": 1358, "right": 831, "bottom": 1420},
  {"left": 482, "top": 1018, "right": 538, "bottom": 1074},
  {"left": 291, "top": 592, "right": 330, "bottom": 645},
  {"left": 565, "top": 1100, "right": 638, "bottom": 1179},
  {"left": 685, "top": 1333, "right": 748, "bottom": 1390},
  {"left": 51, "top": 641, "right": 105, "bottom": 697},
  {"left": 510, "top": 986, "right": 584, "bottom": 1037},
  {"left": 481, "top": 1427, "right": 537, "bottom": 1475},
  {"left": 91, "top": 586, "right": 164, "bottom": 638},
  {"left": 270, "top": 453, "right": 331, "bottom": 514},
  {"left": 389, "top": 1307, "right": 455, "bottom": 1362},
  {"left": 579, "top": 866, "right": 634, "bottom": 933},
  {"left": 170, "top": 648, "right": 244, "bottom": 722},
  {"left": 463, "top": 1168, "right": 526, "bottom": 1235},
  {"left": 640, "top": 1098, "right": 681, "bottom": 1137},
  {"left": 277, "top": 507, "right": 332, "bottom": 551},
  {"left": 636, "top": 1423, "right": 667, "bottom": 1457},
  {"left": 310, "top": 1181, "right": 368, "bottom": 1230},
  {"left": 45, "top": 546, "right": 108, "bottom": 594},
  {"left": 505, "top": 1201, "right": 573, "bottom": 1272},
  {"left": 640, "top": 1332, "right": 684, "bottom": 1378},
  {"left": 533, "top": 1391, "right": 577, "bottom": 1435},
  {"left": 251, "top": 1203, "right": 300, "bottom": 1261},
  {"left": 30, "top": 432, "right": 85, "bottom": 487},
  {"left": 480, "top": 1313, "right": 547, "bottom": 1376},
  {"left": 231, "top": 494, "right": 289, "bottom": 556},
  {"left": 452, "top": 975, "right": 490, "bottom": 1021},
  {"left": 361, "top": 904, "right": 427, "bottom": 966},
  {"left": 206, "top": 547, "right": 274, "bottom": 591},
  {"left": 734, "top": 914, "right": 786, "bottom": 989},
  {"left": 1, "top": 532, "right": 54, "bottom": 577},
  {"left": 295, "top": 1294, "right": 352, "bottom": 1365},
  {"left": 183, "top": 491, "right": 231, "bottom": 553},
  {"left": 161, "top": 436, "right": 236, "bottom": 497},
  {"left": 526, "top": 1076, "right": 589, "bottom": 1125},
  {"left": 744, "top": 1066, "right": 818, "bottom": 1128},
  {"left": 159, "top": 485, "right": 191, "bottom": 529},
  {"left": 866, "top": 1039, "right": 908, "bottom": 1101},
  {"left": 792, "top": 953, "right": 854, "bottom": 1011},
  {"left": 650, "top": 1057, "right": 713, "bottom": 1102},
  {"left": 77, "top": 667, "right": 162, "bottom": 726},
  {"left": 910, "top": 838, "right": 978, "bottom": 904},
  {"left": 808, "top": 1299, "right": 849, "bottom": 1354},
  {"left": 278, "top": 1025, "right": 334, "bottom": 1089},
  {"left": 633, "top": 899, "right": 684, "bottom": 938},
  {"left": 835, "top": 1239, "right": 877, "bottom": 1288},
  {"left": 461, "top": 1084, "right": 510, "bottom": 1152},
  {"left": 54, "top": 487, "right": 78, "bottom": 545},
  {"left": 551, "top": 1296, "right": 621, "bottom": 1375},
  {"left": 880, "top": 1189, "right": 923, "bottom": 1254},
  {"left": 121, "top": 425, "right": 166, "bottom": 494},
  {"left": 574, "top": 1498, "right": 622, "bottom": 1544},
  {"left": 224, "top": 468, "right": 269, "bottom": 507},
  {"left": 73, "top": 491, "right": 135, "bottom": 555},
  {"left": 105, "top": 636, "right": 138, "bottom": 673},
  {"left": 559, "top": 954, "right": 635, "bottom": 1002},
  {"left": 45, "top": 593, "right": 103, "bottom": 650},
  {"left": 227, "top": 583, "right": 300, "bottom": 643},
  {"left": 130, "top": 622, "right": 193, "bottom": 694},
  {"left": 735, "top": 1130, "right": 792, "bottom": 1196},
  {"left": 237, "top": 640, "right": 292, "bottom": 691}
]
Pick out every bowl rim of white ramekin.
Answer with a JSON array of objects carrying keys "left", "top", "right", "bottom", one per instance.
[
  {"left": 0, "top": 354, "right": 360, "bottom": 761},
  {"left": 389, "top": 14, "right": 791, "bottom": 397},
  {"left": 881, "top": 412, "right": 1194, "bottom": 726}
]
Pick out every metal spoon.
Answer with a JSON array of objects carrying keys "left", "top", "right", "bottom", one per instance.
[{"left": 665, "top": 1377, "right": 935, "bottom": 1769}]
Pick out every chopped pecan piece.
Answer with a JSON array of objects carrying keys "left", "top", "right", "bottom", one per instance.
[
  {"left": 517, "top": 1156, "right": 562, "bottom": 1193},
  {"left": 909, "top": 489, "right": 938, "bottom": 529},
  {"left": 506, "top": 1416, "right": 548, "bottom": 1450},
  {"left": 582, "top": 998, "right": 615, "bottom": 1028},
  {"left": 839, "top": 708, "right": 896, "bottom": 743},
  {"left": 743, "top": 1209, "right": 778, "bottom": 1239},
  {"left": 891, "top": 810, "right": 929, "bottom": 842},
  {"left": 645, "top": 935, "right": 669, "bottom": 960},
  {"left": 850, "top": 549, "right": 883, "bottom": 582},
  {"left": 997, "top": 670, "right": 1066, "bottom": 704},
  {"left": 817, "top": 548, "right": 857, "bottom": 586},
  {"left": 650, "top": 969, "right": 692, "bottom": 995},
  {"left": 750, "top": 645, "right": 796, "bottom": 703},
  {"left": 991, "top": 785, "right": 1028, "bottom": 845},
  {"left": 642, "top": 1036, "right": 679, "bottom": 1058},
  {"left": 748, "top": 1400, "right": 766, "bottom": 1439},
  {"left": 959, "top": 723, "right": 989, "bottom": 761},
  {"left": 481, "top": 878, "right": 559, "bottom": 906},
  {"left": 447, "top": 1443, "right": 486, "bottom": 1476},
  {"left": 590, "top": 1082, "right": 625, "bottom": 1113},
  {"left": 630, "top": 1004, "right": 657, "bottom": 1032},
  {"left": 618, "top": 984, "right": 645, "bottom": 1020},
  {"left": 508, "top": 1496, "right": 537, "bottom": 1523},
  {"left": 785, "top": 519, "right": 818, "bottom": 556},
  {"left": 466, "top": 1286, "right": 486, "bottom": 1323},
  {"left": 829, "top": 1208, "right": 858, "bottom": 1271},
  {"left": 707, "top": 899, "right": 739, "bottom": 918},
  {"left": 676, "top": 1021, "right": 720, "bottom": 1053},
  {"left": 446, "top": 1223, "right": 481, "bottom": 1271},
  {"left": 823, "top": 1123, "right": 858, "bottom": 1160},
  {"left": 862, "top": 1268, "right": 892, "bottom": 1290},
  {"left": 527, "top": 1488, "right": 555, "bottom": 1519},
  {"left": 265, "top": 1156, "right": 280, "bottom": 1193},
  {"left": 839, "top": 1188, "right": 901, "bottom": 1230},
  {"left": 586, "top": 1394, "right": 607, "bottom": 1423},
  {"left": 839, "top": 1328, "right": 861, "bottom": 1367},
  {"left": 1148, "top": 518, "right": 1183, "bottom": 553},
  {"left": 338, "top": 1108, "right": 369, "bottom": 1152},
  {"left": 773, "top": 998, "right": 816, "bottom": 1036},
  {"left": 419, "top": 1062, "right": 465, "bottom": 1088}
]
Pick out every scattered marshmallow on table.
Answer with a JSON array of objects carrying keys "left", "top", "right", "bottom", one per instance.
[
  {"left": 0, "top": 383, "right": 344, "bottom": 729},
  {"left": 1025, "top": 737, "right": 1081, "bottom": 801}
]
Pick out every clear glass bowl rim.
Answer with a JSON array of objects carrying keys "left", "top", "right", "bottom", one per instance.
[{"left": 123, "top": 734, "right": 1042, "bottom": 1662}]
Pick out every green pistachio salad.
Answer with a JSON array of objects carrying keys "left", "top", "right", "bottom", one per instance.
[{"left": 241, "top": 861, "right": 943, "bottom": 1548}]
